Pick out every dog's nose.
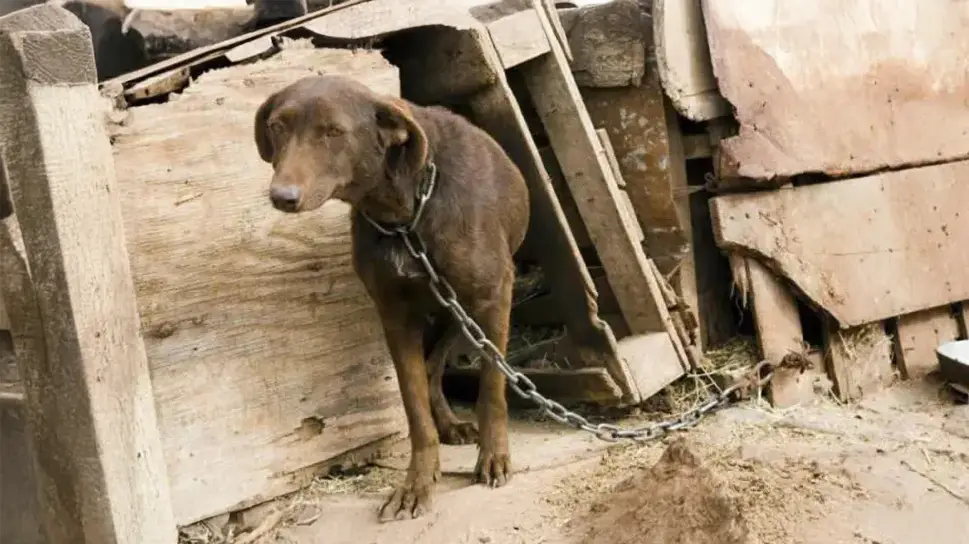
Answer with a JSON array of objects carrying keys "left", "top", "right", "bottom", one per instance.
[{"left": 270, "top": 184, "right": 301, "bottom": 212}]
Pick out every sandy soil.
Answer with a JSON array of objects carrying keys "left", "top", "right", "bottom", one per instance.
[{"left": 183, "top": 378, "right": 969, "bottom": 544}]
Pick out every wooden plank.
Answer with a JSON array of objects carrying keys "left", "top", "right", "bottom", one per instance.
[
  {"left": 711, "top": 161, "right": 969, "bottom": 328},
  {"left": 580, "top": 78, "right": 694, "bottom": 312},
  {"left": 616, "top": 332, "right": 684, "bottom": 401},
  {"left": 0, "top": 5, "right": 176, "bottom": 542},
  {"left": 537, "top": 146, "right": 592, "bottom": 248},
  {"left": 895, "top": 307, "right": 961, "bottom": 380},
  {"left": 823, "top": 320, "right": 895, "bottom": 402},
  {"left": 486, "top": 7, "right": 549, "bottom": 69},
  {"left": 103, "top": 0, "right": 371, "bottom": 89},
  {"left": 522, "top": 2, "right": 668, "bottom": 335},
  {"left": 0, "top": 405, "right": 41, "bottom": 544},
  {"left": 745, "top": 259, "right": 816, "bottom": 408},
  {"left": 653, "top": 0, "right": 729, "bottom": 121},
  {"left": 108, "top": 48, "right": 406, "bottom": 524},
  {"left": 702, "top": 0, "right": 969, "bottom": 182},
  {"left": 462, "top": 23, "right": 641, "bottom": 403},
  {"left": 444, "top": 367, "right": 622, "bottom": 406}
]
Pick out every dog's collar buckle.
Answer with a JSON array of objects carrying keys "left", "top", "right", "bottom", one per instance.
[{"left": 362, "top": 161, "right": 438, "bottom": 236}]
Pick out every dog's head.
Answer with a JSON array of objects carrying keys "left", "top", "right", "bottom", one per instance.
[{"left": 254, "top": 75, "right": 428, "bottom": 213}]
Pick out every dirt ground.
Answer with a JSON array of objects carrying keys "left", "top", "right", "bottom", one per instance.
[{"left": 181, "top": 373, "right": 969, "bottom": 544}]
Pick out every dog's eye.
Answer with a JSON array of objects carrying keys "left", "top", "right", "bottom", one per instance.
[{"left": 318, "top": 125, "right": 345, "bottom": 138}]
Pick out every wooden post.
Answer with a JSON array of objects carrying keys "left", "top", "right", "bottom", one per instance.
[
  {"left": 0, "top": 5, "right": 176, "bottom": 543},
  {"left": 745, "top": 259, "right": 816, "bottom": 407}
]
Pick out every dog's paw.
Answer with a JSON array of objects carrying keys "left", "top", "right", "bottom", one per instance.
[
  {"left": 439, "top": 420, "right": 478, "bottom": 446},
  {"left": 379, "top": 479, "right": 435, "bottom": 522},
  {"left": 474, "top": 449, "right": 512, "bottom": 488}
]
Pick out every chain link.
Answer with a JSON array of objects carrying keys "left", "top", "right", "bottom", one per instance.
[{"left": 362, "top": 163, "right": 774, "bottom": 443}]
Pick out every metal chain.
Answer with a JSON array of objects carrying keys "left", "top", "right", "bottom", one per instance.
[{"left": 362, "top": 162, "right": 774, "bottom": 442}]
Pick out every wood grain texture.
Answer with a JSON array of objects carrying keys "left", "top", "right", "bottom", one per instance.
[
  {"left": 464, "top": 32, "right": 639, "bottom": 402},
  {"left": 745, "top": 259, "right": 816, "bottom": 408},
  {"left": 652, "top": 0, "right": 729, "bottom": 121},
  {"left": 823, "top": 320, "right": 895, "bottom": 402},
  {"left": 522, "top": 1, "right": 685, "bottom": 397},
  {"left": 0, "top": 5, "right": 176, "bottom": 542},
  {"left": 522, "top": 4, "right": 666, "bottom": 335},
  {"left": 487, "top": 8, "right": 549, "bottom": 69},
  {"left": 703, "top": 0, "right": 969, "bottom": 181},
  {"left": 711, "top": 161, "right": 969, "bottom": 328},
  {"left": 895, "top": 307, "right": 960, "bottom": 380},
  {"left": 108, "top": 47, "right": 405, "bottom": 524}
]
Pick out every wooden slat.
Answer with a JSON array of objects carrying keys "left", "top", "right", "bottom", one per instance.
[
  {"left": 537, "top": 146, "right": 592, "bottom": 248},
  {"left": 463, "top": 27, "right": 641, "bottom": 403},
  {"left": 103, "top": 0, "right": 371, "bottom": 89},
  {"left": 580, "top": 79, "right": 700, "bottom": 342},
  {"left": 652, "top": 0, "right": 729, "bottom": 121},
  {"left": 108, "top": 48, "right": 406, "bottom": 524},
  {"left": 710, "top": 161, "right": 969, "bottom": 328},
  {"left": 521, "top": 2, "right": 686, "bottom": 397},
  {"left": 0, "top": 5, "right": 176, "bottom": 542},
  {"left": 486, "top": 8, "right": 549, "bottom": 69},
  {"left": 823, "top": 320, "right": 895, "bottom": 401},
  {"left": 745, "top": 259, "right": 816, "bottom": 408},
  {"left": 703, "top": 0, "right": 969, "bottom": 182},
  {"left": 521, "top": 3, "right": 667, "bottom": 335},
  {"left": 895, "top": 306, "right": 961, "bottom": 380}
]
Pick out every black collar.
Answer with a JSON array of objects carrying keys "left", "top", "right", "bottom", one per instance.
[{"left": 361, "top": 161, "right": 438, "bottom": 236}]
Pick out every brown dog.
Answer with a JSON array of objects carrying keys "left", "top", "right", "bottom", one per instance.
[{"left": 254, "top": 75, "right": 530, "bottom": 521}]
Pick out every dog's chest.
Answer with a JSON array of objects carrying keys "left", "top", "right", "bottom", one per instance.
[{"left": 365, "top": 236, "right": 429, "bottom": 283}]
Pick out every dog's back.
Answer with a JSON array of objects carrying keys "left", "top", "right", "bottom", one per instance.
[{"left": 410, "top": 104, "right": 530, "bottom": 255}]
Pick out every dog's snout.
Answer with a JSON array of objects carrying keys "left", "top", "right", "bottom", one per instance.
[{"left": 270, "top": 184, "right": 302, "bottom": 212}]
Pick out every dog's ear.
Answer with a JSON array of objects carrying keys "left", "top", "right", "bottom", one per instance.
[
  {"left": 375, "top": 97, "right": 428, "bottom": 177},
  {"left": 254, "top": 91, "right": 281, "bottom": 163}
]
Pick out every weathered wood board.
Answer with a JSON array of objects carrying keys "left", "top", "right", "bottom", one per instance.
[
  {"left": 702, "top": 0, "right": 969, "bottom": 181},
  {"left": 2, "top": 5, "right": 176, "bottom": 542},
  {"left": 744, "top": 259, "right": 816, "bottom": 408},
  {"left": 823, "top": 321, "right": 895, "bottom": 401},
  {"left": 894, "top": 307, "right": 961, "bottom": 380},
  {"left": 711, "top": 161, "right": 969, "bottom": 328},
  {"left": 108, "top": 46, "right": 405, "bottom": 524},
  {"left": 652, "top": 0, "right": 729, "bottom": 121}
]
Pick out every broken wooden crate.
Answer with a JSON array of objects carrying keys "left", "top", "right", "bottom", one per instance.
[
  {"left": 666, "top": 0, "right": 969, "bottom": 406},
  {"left": 0, "top": 0, "right": 696, "bottom": 540}
]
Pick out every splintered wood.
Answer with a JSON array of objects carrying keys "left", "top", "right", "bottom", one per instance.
[
  {"left": 108, "top": 46, "right": 405, "bottom": 524},
  {"left": 703, "top": 0, "right": 969, "bottom": 182},
  {"left": 710, "top": 161, "right": 969, "bottom": 328}
]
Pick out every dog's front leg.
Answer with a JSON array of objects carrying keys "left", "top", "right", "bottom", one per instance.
[
  {"left": 473, "top": 270, "right": 514, "bottom": 487},
  {"left": 377, "top": 303, "right": 441, "bottom": 522}
]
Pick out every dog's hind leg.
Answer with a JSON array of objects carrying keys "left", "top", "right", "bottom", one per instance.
[{"left": 426, "top": 319, "right": 479, "bottom": 445}]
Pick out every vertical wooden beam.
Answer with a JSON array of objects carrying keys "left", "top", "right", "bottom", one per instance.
[
  {"left": 0, "top": 5, "right": 175, "bottom": 543},
  {"left": 745, "top": 259, "right": 816, "bottom": 407},
  {"left": 894, "top": 306, "right": 961, "bottom": 380}
]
